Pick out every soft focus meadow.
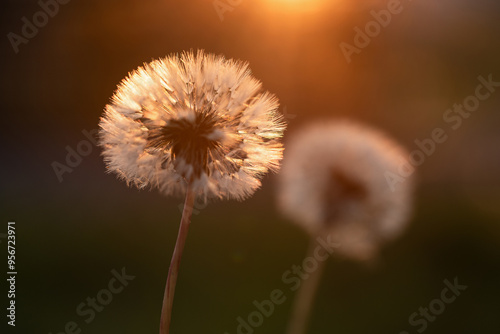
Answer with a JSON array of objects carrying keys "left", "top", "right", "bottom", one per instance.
[{"left": 1, "top": 0, "right": 500, "bottom": 333}]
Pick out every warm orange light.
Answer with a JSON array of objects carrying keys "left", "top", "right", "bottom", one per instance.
[{"left": 260, "top": 0, "right": 329, "bottom": 12}]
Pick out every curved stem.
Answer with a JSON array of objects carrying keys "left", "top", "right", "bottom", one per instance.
[
  {"left": 286, "top": 237, "right": 327, "bottom": 334},
  {"left": 160, "top": 187, "right": 196, "bottom": 334}
]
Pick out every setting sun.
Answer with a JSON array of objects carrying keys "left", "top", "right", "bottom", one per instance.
[{"left": 261, "top": 0, "right": 330, "bottom": 12}]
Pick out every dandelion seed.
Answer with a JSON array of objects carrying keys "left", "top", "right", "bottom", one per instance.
[
  {"left": 98, "top": 50, "right": 285, "bottom": 334},
  {"left": 278, "top": 120, "right": 413, "bottom": 334}
]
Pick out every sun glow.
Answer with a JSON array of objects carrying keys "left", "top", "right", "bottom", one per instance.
[{"left": 263, "top": 0, "right": 329, "bottom": 11}]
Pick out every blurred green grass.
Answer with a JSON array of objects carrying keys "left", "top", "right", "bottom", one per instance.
[{"left": 6, "top": 179, "right": 500, "bottom": 333}]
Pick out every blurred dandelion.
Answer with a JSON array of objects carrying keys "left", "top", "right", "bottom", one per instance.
[
  {"left": 278, "top": 120, "right": 413, "bottom": 334},
  {"left": 99, "top": 50, "right": 285, "bottom": 334}
]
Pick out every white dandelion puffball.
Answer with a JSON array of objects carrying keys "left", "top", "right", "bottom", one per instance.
[
  {"left": 278, "top": 121, "right": 413, "bottom": 260},
  {"left": 99, "top": 51, "right": 285, "bottom": 200}
]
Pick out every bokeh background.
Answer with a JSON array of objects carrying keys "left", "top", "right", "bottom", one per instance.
[{"left": 1, "top": 0, "right": 500, "bottom": 333}]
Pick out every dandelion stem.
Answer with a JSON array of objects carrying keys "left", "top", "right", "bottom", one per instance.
[
  {"left": 285, "top": 237, "right": 327, "bottom": 334},
  {"left": 160, "top": 186, "right": 196, "bottom": 334}
]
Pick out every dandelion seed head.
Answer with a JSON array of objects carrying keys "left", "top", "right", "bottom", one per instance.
[
  {"left": 99, "top": 51, "right": 285, "bottom": 200},
  {"left": 278, "top": 121, "right": 413, "bottom": 260}
]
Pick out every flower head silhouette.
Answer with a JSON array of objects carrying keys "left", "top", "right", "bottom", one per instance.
[
  {"left": 279, "top": 120, "right": 413, "bottom": 260},
  {"left": 99, "top": 50, "right": 285, "bottom": 201}
]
